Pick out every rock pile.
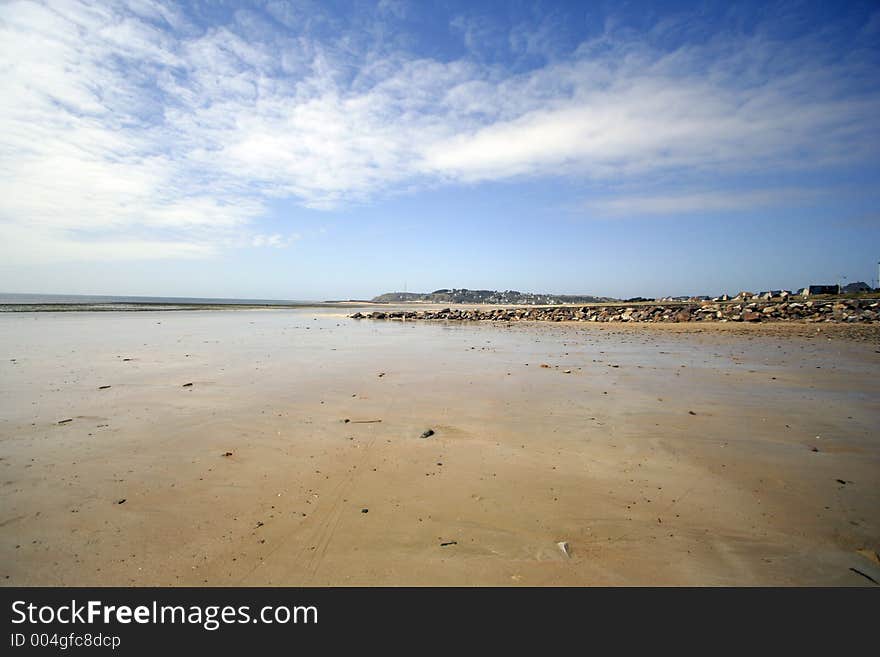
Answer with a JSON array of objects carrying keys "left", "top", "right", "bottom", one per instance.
[{"left": 350, "top": 299, "right": 880, "bottom": 324}]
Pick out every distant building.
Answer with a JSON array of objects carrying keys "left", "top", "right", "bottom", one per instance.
[
  {"left": 842, "top": 281, "right": 870, "bottom": 294},
  {"left": 803, "top": 285, "right": 839, "bottom": 296}
]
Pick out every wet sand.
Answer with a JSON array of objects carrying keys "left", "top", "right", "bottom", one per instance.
[{"left": 1, "top": 308, "right": 878, "bottom": 586}]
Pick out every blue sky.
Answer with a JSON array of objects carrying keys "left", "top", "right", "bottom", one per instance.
[{"left": 0, "top": 0, "right": 878, "bottom": 299}]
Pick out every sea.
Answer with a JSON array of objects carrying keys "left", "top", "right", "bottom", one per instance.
[{"left": 0, "top": 293, "right": 330, "bottom": 312}]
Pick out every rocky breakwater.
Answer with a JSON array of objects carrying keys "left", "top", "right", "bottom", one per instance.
[{"left": 350, "top": 299, "right": 880, "bottom": 324}]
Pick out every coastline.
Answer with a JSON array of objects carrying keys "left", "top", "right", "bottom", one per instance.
[{"left": 0, "top": 301, "right": 361, "bottom": 313}]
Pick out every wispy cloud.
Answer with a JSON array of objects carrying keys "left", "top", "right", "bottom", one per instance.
[
  {"left": 250, "top": 232, "right": 300, "bottom": 248},
  {"left": 0, "top": 1, "right": 877, "bottom": 263},
  {"left": 584, "top": 187, "right": 830, "bottom": 217}
]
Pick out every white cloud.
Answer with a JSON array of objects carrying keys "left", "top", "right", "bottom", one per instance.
[
  {"left": 0, "top": 1, "right": 877, "bottom": 263},
  {"left": 584, "top": 188, "right": 829, "bottom": 217},
  {"left": 250, "top": 233, "right": 300, "bottom": 248},
  {"left": 0, "top": 222, "right": 215, "bottom": 265}
]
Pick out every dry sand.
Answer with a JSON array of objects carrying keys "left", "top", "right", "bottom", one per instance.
[{"left": 1, "top": 307, "right": 878, "bottom": 586}]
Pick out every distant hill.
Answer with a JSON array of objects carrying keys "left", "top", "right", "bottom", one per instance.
[{"left": 371, "top": 288, "right": 615, "bottom": 305}]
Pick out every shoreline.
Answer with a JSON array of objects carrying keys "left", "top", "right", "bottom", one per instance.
[{"left": 0, "top": 301, "right": 364, "bottom": 313}]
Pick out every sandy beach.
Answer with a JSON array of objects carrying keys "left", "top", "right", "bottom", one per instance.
[{"left": 1, "top": 307, "right": 878, "bottom": 586}]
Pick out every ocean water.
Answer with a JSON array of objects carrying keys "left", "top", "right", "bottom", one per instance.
[{"left": 0, "top": 293, "right": 325, "bottom": 311}]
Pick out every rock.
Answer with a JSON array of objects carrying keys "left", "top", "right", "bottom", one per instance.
[
  {"left": 116, "top": 499, "right": 126, "bottom": 504},
  {"left": 361, "top": 508, "right": 368, "bottom": 513},
  {"left": 182, "top": 382, "right": 193, "bottom": 387},
  {"left": 563, "top": 369, "right": 571, "bottom": 374},
  {"left": 98, "top": 385, "right": 111, "bottom": 390},
  {"left": 420, "top": 429, "right": 435, "bottom": 439},
  {"left": 222, "top": 451, "right": 233, "bottom": 457},
  {"left": 557, "top": 541, "right": 571, "bottom": 558},
  {"left": 348, "top": 298, "right": 879, "bottom": 325},
  {"left": 440, "top": 540, "right": 457, "bottom": 547},
  {"left": 58, "top": 418, "right": 73, "bottom": 424},
  {"left": 688, "top": 410, "right": 697, "bottom": 415}
]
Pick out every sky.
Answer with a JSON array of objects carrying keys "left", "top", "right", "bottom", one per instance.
[{"left": 0, "top": 0, "right": 878, "bottom": 300}]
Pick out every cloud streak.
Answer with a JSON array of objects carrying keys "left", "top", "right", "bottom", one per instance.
[
  {"left": 584, "top": 187, "right": 833, "bottom": 217},
  {"left": 0, "top": 0, "right": 878, "bottom": 263}
]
